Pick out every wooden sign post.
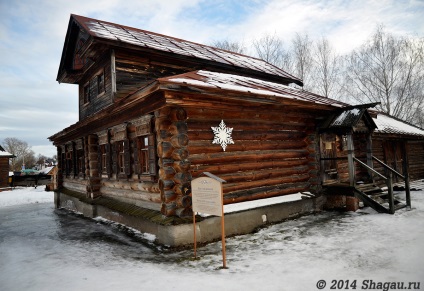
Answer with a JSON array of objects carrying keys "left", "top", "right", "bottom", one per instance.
[{"left": 191, "top": 172, "right": 227, "bottom": 269}]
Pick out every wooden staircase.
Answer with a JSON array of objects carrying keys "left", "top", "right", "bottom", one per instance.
[{"left": 353, "top": 183, "right": 407, "bottom": 214}]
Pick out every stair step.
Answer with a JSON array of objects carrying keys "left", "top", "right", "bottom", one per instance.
[
  {"left": 394, "top": 203, "right": 407, "bottom": 211},
  {"left": 356, "top": 184, "right": 383, "bottom": 194},
  {"left": 369, "top": 192, "right": 388, "bottom": 198}
]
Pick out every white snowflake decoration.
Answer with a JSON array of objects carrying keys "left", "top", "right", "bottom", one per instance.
[{"left": 211, "top": 120, "right": 234, "bottom": 151}]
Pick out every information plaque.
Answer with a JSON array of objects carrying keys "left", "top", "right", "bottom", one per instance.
[{"left": 192, "top": 176, "right": 223, "bottom": 216}]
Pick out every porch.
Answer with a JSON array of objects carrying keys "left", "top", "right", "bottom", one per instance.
[{"left": 319, "top": 104, "right": 411, "bottom": 214}]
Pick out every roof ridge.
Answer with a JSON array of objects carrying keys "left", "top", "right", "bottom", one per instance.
[{"left": 70, "top": 14, "right": 303, "bottom": 85}]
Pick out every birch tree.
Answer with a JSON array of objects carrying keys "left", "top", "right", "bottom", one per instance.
[
  {"left": 312, "top": 37, "right": 343, "bottom": 99},
  {"left": 211, "top": 39, "right": 245, "bottom": 54},
  {"left": 291, "top": 33, "right": 314, "bottom": 90},
  {"left": 344, "top": 26, "right": 424, "bottom": 124}
]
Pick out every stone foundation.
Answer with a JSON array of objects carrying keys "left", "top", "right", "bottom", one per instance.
[{"left": 54, "top": 190, "right": 325, "bottom": 247}]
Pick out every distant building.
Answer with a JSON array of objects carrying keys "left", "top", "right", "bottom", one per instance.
[{"left": 0, "top": 145, "right": 15, "bottom": 188}]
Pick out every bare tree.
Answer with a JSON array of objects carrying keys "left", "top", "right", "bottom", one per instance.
[
  {"left": 312, "top": 37, "right": 343, "bottom": 99},
  {"left": 252, "top": 33, "right": 285, "bottom": 67},
  {"left": 344, "top": 26, "right": 424, "bottom": 124},
  {"left": 292, "top": 33, "right": 314, "bottom": 90},
  {"left": 2, "top": 137, "right": 35, "bottom": 171},
  {"left": 211, "top": 39, "right": 245, "bottom": 54}
]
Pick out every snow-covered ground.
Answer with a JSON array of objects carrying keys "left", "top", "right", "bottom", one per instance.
[
  {"left": 0, "top": 186, "right": 53, "bottom": 207},
  {"left": 1, "top": 183, "right": 423, "bottom": 291}
]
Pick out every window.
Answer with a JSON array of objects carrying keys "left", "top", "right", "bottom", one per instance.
[
  {"left": 83, "top": 83, "right": 90, "bottom": 104},
  {"left": 137, "top": 136, "right": 149, "bottom": 174},
  {"left": 77, "top": 149, "right": 85, "bottom": 178},
  {"left": 112, "top": 139, "right": 131, "bottom": 179},
  {"left": 117, "top": 141, "right": 125, "bottom": 174},
  {"left": 65, "top": 151, "right": 73, "bottom": 177},
  {"left": 134, "top": 134, "right": 157, "bottom": 181},
  {"left": 101, "top": 145, "right": 107, "bottom": 174},
  {"left": 97, "top": 71, "right": 105, "bottom": 94}
]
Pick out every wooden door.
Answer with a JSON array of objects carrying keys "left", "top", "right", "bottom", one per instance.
[
  {"left": 320, "top": 133, "right": 339, "bottom": 184},
  {"left": 383, "top": 140, "right": 404, "bottom": 182}
]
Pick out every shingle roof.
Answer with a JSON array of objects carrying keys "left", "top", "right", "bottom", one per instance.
[
  {"left": 158, "top": 70, "right": 348, "bottom": 108},
  {"left": 71, "top": 14, "right": 303, "bottom": 85},
  {"left": 373, "top": 112, "right": 424, "bottom": 137}
]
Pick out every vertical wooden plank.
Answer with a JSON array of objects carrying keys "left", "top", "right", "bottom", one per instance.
[
  {"left": 347, "top": 133, "right": 355, "bottom": 186},
  {"left": 366, "top": 133, "right": 374, "bottom": 182},
  {"left": 401, "top": 141, "right": 411, "bottom": 208},
  {"left": 387, "top": 171, "right": 394, "bottom": 214},
  {"left": 111, "top": 49, "right": 117, "bottom": 97}
]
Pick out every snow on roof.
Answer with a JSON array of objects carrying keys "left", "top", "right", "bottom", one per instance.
[
  {"left": 330, "top": 108, "right": 361, "bottom": 127},
  {"left": 159, "top": 70, "right": 348, "bottom": 108},
  {"left": 373, "top": 113, "right": 424, "bottom": 137},
  {"left": 39, "top": 166, "right": 55, "bottom": 174},
  {"left": 72, "top": 14, "right": 302, "bottom": 85},
  {"left": 0, "top": 149, "right": 14, "bottom": 158}
]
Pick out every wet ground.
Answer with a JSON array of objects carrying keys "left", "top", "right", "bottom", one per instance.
[{"left": 1, "top": 188, "right": 423, "bottom": 290}]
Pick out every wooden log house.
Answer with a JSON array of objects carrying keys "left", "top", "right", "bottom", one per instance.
[
  {"left": 49, "top": 15, "right": 423, "bottom": 244},
  {"left": 0, "top": 145, "right": 15, "bottom": 189}
]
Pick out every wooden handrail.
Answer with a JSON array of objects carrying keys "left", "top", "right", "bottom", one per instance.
[
  {"left": 353, "top": 157, "right": 387, "bottom": 180},
  {"left": 372, "top": 156, "right": 405, "bottom": 180}
]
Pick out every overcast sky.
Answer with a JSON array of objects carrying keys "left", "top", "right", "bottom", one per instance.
[{"left": 1, "top": 0, "right": 423, "bottom": 158}]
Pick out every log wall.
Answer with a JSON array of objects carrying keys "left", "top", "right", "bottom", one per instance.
[
  {"left": 408, "top": 141, "right": 424, "bottom": 179},
  {"left": 187, "top": 106, "right": 318, "bottom": 204},
  {"left": 0, "top": 158, "right": 9, "bottom": 188}
]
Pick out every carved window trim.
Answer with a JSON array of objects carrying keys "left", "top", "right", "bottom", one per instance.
[{"left": 130, "top": 115, "right": 157, "bottom": 181}]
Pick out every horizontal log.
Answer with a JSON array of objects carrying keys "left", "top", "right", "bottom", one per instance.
[
  {"left": 173, "top": 172, "right": 192, "bottom": 185},
  {"left": 169, "top": 107, "right": 187, "bottom": 121},
  {"left": 170, "top": 134, "right": 189, "bottom": 148},
  {"left": 189, "top": 149, "right": 309, "bottom": 165},
  {"left": 172, "top": 148, "right": 189, "bottom": 161},
  {"left": 159, "top": 158, "right": 174, "bottom": 167},
  {"left": 155, "top": 118, "right": 173, "bottom": 132},
  {"left": 176, "top": 194, "right": 192, "bottom": 208},
  {"left": 161, "top": 202, "right": 177, "bottom": 216},
  {"left": 158, "top": 179, "right": 175, "bottom": 191},
  {"left": 219, "top": 166, "right": 310, "bottom": 183},
  {"left": 191, "top": 158, "right": 309, "bottom": 176},
  {"left": 174, "top": 182, "right": 191, "bottom": 196},
  {"left": 169, "top": 122, "right": 188, "bottom": 135},
  {"left": 188, "top": 130, "right": 307, "bottom": 141},
  {"left": 185, "top": 107, "right": 317, "bottom": 123},
  {"left": 188, "top": 140, "right": 307, "bottom": 154},
  {"left": 223, "top": 173, "right": 310, "bottom": 193},
  {"left": 100, "top": 187, "right": 161, "bottom": 203},
  {"left": 157, "top": 141, "right": 173, "bottom": 158},
  {"left": 223, "top": 182, "right": 310, "bottom": 204},
  {"left": 187, "top": 119, "right": 314, "bottom": 132},
  {"left": 173, "top": 160, "right": 191, "bottom": 172},
  {"left": 176, "top": 207, "right": 192, "bottom": 218},
  {"left": 161, "top": 190, "right": 177, "bottom": 203},
  {"left": 159, "top": 166, "right": 176, "bottom": 179}
]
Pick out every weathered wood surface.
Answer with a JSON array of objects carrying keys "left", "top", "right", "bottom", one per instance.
[{"left": 182, "top": 103, "right": 320, "bottom": 205}]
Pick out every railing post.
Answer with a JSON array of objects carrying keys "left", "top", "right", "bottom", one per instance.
[
  {"left": 387, "top": 171, "right": 394, "bottom": 214},
  {"left": 405, "top": 173, "right": 411, "bottom": 208},
  {"left": 366, "top": 134, "right": 374, "bottom": 181},
  {"left": 347, "top": 133, "right": 355, "bottom": 186}
]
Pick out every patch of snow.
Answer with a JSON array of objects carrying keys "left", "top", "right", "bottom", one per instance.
[
  {"left": 224, "top": 193, "right": 303, "bottom": 213},
  {"left": 0, "top": 187, "right": 53, "bottom": 207}
]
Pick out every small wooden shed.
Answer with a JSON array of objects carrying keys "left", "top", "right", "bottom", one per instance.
[{"left": 0, "top": 145, "right": 15, "bottom": 189}]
